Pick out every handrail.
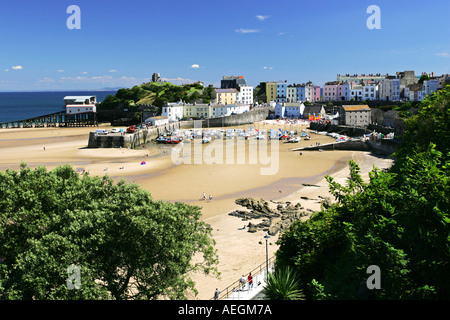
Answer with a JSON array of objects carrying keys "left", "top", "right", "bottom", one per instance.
[{"left": 211, "top": 255, "right": 276, "bottom": 300}]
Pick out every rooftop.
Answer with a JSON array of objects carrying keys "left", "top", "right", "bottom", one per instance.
[
  {"left": 342, "top": 105, "right": 371, "bottom": 111},
  {"left": 214, "top": 88, "right": 238, "bottom": 93},
  {"left": 64, "top": 96, "right": 96, "bottom": 103}
]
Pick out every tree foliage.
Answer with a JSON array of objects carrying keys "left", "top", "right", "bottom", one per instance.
[
  {"left": 275, "top": 86, "right": 450, "bottom": 300},
  {"left": 0, "top": 165, "right": 218, "bottom": 299}
]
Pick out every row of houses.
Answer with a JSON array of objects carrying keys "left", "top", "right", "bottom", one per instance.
[
  {"left": 161, "top": 101, "right": 251, "bottom": 121},
  {"left": 262, "top": 71, "right": 449, "bottom": 104},
  {"left": 274, "top": 102, "right": 373, "bottom": 128}
]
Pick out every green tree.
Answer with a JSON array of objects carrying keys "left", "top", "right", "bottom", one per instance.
[
  {"left": 275, "top": 86, "right": 450, "bottom": 300},
  {"left": 0, "top": 164, "right": 218, "bottom": 300},
  {"left": 419, "top": 74, "right": 430, "bottom": 84}
]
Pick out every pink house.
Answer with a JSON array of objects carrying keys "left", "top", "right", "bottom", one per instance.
[{"left": 313, "top": 86, "right": 321, "bottom": 101}]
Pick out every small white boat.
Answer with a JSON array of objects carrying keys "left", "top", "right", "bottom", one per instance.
[
  {"left": 202, "top": 137, "right": 212, "bottom": 144},
  {"left": 288, "top": 136, "right": 301, "bottom": 143}
]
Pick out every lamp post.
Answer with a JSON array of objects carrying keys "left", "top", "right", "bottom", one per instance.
[{"left": 264, "top": 233, "right": 270, "bottom": 280}]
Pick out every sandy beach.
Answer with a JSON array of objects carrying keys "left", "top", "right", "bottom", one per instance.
[{"left": 0, "top": 121, "right": 394, "bottom": 300}]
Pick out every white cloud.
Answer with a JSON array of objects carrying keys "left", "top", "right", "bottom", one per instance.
[
  {"left": 256, "top": 15, "right": 270, "bottom": 21},
  {"left": 263, "top": 66, "right": 273, "bottom": 70},
  {"left": 81, "top": 71, "right": 88, "bottom": 74},
  {"left": 12, "top": 65, "right": 23, "bottom": 70},
  {"left": 57, "top": 69, "right": 64, "bottom": 72},
  {"left": 4, "top": 69, "right": 9, "bottom": 72},
  {"left": 38, "top": 77, "right": 55, "bottom": 83},
  {"left": 108, "top": 69, "right": 118, "bottom": 73},
  {"left": 191, "top": 64, "right": 200, "bottom": 69},
  {"left": 161, "top": 77, "right": 195, "bottom": 85},
  {"left": 436, "top": 52, "right": 449, "bottom": 58},
  {"left": 235, "top": 28, "right": 260, "bottom": 34}
]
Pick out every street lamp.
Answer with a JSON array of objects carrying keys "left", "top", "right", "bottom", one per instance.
[{"left": 264, "top": 233, "right": 270, "bottom": 280}]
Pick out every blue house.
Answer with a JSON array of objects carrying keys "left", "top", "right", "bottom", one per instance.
[
  {"left": 276, "top": 82, "right": 287, "bottom": 103},
  {"left": 296, "top": 86, "right": 306, "bottom": 102}
]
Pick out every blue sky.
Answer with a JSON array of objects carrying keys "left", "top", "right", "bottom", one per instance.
[{"left": 0, "top": 0, "right": 449, "bottom": 91}]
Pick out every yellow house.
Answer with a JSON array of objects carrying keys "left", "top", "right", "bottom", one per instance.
[
  {"left": 183, "top": 103, "right": 211, "bottom": 119},
  {"left": 265, "top": 82, "right": 278, "bottom": 102},
  {"left": 212, "top": 88, "right": 237, "bottom": 105}
]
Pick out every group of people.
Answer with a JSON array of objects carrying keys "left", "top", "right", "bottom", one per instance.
[
  {"left": 214, "top": 273, "right": 254, "bottom": 300},
  {"left": 202, "top": 192, "right": 213, "bottom": 202}
]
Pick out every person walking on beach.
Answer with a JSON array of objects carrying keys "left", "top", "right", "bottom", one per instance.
[
  {"left": 209, "top": 195, "right": 213, "bottom": 201},
  {"left": 202, "top": 192, "right": 206, "bottom": 200},
  {"left": 248, "top": 273, "right": 253, "bottom": 290}
]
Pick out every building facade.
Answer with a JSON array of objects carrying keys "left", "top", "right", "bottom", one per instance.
[
  {"left": 211, "top": 103, "right": 250, "bottom": 118},
  {"left": 64, "top": 95, "right": 97, "bottom": 115},
  {"left": 379, "top": 77, "right": 401, "bottom": 101},
  {"left": 276, "top": 82, "right": 287, "bottom": 103},
  {"left": 212, "top": 88, "right": 238, "bottom": 105},
  {"left": 183, "top": 103, "right": 211, "bottom": 119},
  {"left": 339, "top": 105, "right": 371, "bottom": 127},
  {"left": 162, "top": 101, "right": 184, "bottom": 121},
  {"left": 236, "top": 85, "right": 254, "bottom": 105},
  {"left": 323, "top": 81, "right": 338, "bottom": 101},
  {"left": 274, "top": 102, "right": 305, "bottom": 118},
  {"left": 362, "top": 82, "right": 379, "bottom": 101},
  {"left": 265, "top": 82, "right": 278, "bottom": 102}
]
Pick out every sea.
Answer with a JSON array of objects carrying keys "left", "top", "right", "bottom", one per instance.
[{"left": 0, "top": 91, "right": 117, "bottom": 123}]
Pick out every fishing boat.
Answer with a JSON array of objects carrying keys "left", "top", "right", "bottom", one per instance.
[
  {"left": 288, "top": 136, "right": 301, "bottom": 143},
  {"left": 156, "top": 136, "right": 168, "bottom": 143}
]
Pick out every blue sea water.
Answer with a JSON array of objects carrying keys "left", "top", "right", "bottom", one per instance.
[{"left": 0, "top": 91, "right": 117, "bottom": 123}]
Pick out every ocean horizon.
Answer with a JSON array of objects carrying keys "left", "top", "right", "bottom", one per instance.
[{"left": 0, "top": 90, "right": 117, "bottom": 123}]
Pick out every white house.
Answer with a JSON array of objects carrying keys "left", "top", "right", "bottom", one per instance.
[
  {"left": 275, "top": 102, "right": 305, "bottom": 118},
  {"left": 64, "top": 96, "right": 97, "bottom": 115},
  {"left": 162, "top": 101, "right": 184, "bottom": 121},
  {"left": 362, "top": 83, "right": 379, "bottom": 101},
  {"left": 236, "top": 85, "right": 254, "bottom": 105},
  {"left": 210, "top": 103, "right": 249, "bottom": 118},
  {"left": 145, "top": 116, "right": 169, "bottom": 127}
]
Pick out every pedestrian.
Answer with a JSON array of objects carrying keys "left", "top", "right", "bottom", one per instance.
[
  {"left": 202, "top": 192, "right": 206, "bottom": 200},
  {"left": 214, "top": 288, "right": 220, "bottom": 300},
  {"left": 248, "top": 273, "right": 253, "bottom": 290},
  {"left": 240, "top": 275, "right": 246, "bottom": 291},
  {"left": 209, "top": 195, "right": 213, "bottom": 201}
]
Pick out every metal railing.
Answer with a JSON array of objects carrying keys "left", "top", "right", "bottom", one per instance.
[{"left": 212, "top": 256, "right": 276, "bottom": 300}]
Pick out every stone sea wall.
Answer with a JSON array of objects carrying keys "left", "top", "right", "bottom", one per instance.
[{"left": 87, "top": 108, "right": 271, "bottom": 148}]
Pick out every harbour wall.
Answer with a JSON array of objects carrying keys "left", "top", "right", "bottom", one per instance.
[
  {"left": 87, "top": 123, "right": 181, "bottom": 148},
  {"left": 87, "top": 108, "right": 271, "bottom": 148},
  {"left": 309, "top": 122, "right": 395, "bottom": 137},
  {"left": 293, "top": 138, "right": 398, "bottom": 156},
  {"left": 201, "top": 107, "right": 271, "bottom": 128}
]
